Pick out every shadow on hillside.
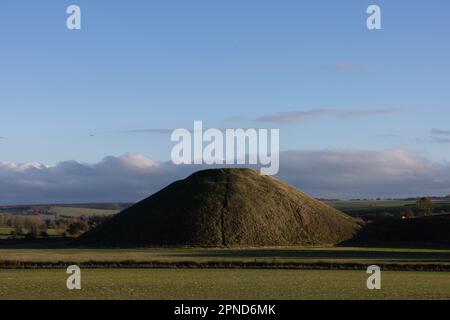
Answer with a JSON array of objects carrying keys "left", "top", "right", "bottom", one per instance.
[{"left": 343, "top": 214, "right": 450, "bottom": 248}]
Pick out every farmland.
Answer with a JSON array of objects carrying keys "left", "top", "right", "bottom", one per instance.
[
  {"left": 0, "top": 246, "right": 449, "bottom": 267},
  {"left": 326, "top": 199, "right": 450, "bottom": 217},
  {"left": 0, "top": 227, "right": 13, "bottom": 236},
  {"left": 0, "top": 205, "right": 119, "bottom": 240},
  {"left": 48, "top": 206, "right": 119, "bottom": 217},
  {"left": 0, "top": 200, "right": 449, "bottom": 300},
  {"left": 0, "top": 205, "right": 119, "bottom": 218},
  {"left": 0, "top": 268, "right": 449, "bottom": 300}
]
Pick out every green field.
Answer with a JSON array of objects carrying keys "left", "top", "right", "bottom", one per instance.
[
  {"left": 48, "top": 206, "right": 118, "bottom": 217},
  {"left": 0, "top": 227, "right": 63, "bottom": 239},
  {"left": 326, "top": 200, "right": 416, "bottom": 216},
  {"left": 326, "top": 199, "right": 450, "bottom": 216},
  {"left": 0, "top": 269, "right": 448, "bottom": 300},
  {"left": 0, "top": 227, "right": 13, "bottom": 235},
  {"left": 327, "top": 200, "right": 415, "bottom": 210},
  {"left": 1, "top": 247, "right": 449, "bottom": 300},
  {"left": 1, "top": 246, "right": 449, "bottom": 266}
]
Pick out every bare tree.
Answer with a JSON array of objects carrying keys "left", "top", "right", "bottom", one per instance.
[
  {"left": 23, "top": 216, "right": 43, "bottom": 238},
  {"left": 12, "top": 216, "right": 25, "bottom": 235}
]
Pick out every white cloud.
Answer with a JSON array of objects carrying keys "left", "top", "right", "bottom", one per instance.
[{"left": 1, "top": 150, "right": 450, "bottom": 204}]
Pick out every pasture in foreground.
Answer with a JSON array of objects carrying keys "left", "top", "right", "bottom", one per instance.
[
  {"left": 1, "top": 246, "right": 449, "bottom": 266},
  {"left": 0, "top": 269, "right": 449, "bottom": 300}
]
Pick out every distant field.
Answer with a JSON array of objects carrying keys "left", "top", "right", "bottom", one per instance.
[
  {"left": 0, "top": 205, "right": 120, "bottom": 218},
  {"left": 0, "top": 269, "right": 448, "bottom": 300},
  {"left": 327, "top": 200, "right": 415, "bottom": 210},
  {"left": 3, "top": 200, "right": 450, "bottom": 218},
  {"left": 1, "top": 246, "right": 449, "bottom": 266},
  {"left": 0, "top": 227, "right": 13, "bottom": 235},
  {"left": 0, "top": 227, "right": 64, "bottom": 239},
  {"left": 48, "top": 206, "right": 118, "bottom": 217},
  {"left": 326, "top": 199, "right": 450, "bottom": 216},
  {"left": 326, "top": 200, "right": 416, "bottom": 216},
  {"left": 0, "top": 227, "right": 14, "bottom": 239},
  {"left": 0, "top": 205, "right": 117, "bottom": 240}
]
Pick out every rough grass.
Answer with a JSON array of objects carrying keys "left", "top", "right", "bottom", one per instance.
[{"left": 0, "top": 269, "right": 449, "bottom": 300}]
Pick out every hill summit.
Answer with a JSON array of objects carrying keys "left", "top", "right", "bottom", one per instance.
[{"left": 73, "top": 168, "right": 360, "bottom": 247}]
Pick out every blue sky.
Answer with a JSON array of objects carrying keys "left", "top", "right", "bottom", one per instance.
[
  {"left": 0, "top": 0, "right": 449, "bottom": 164},
  {"left": 0, "top": 1, "right": 450, "bottom": 202}
]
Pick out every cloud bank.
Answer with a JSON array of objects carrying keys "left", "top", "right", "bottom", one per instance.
[
  {"left": 1, "top": 150, "right": 450, "bottom": 205},
  {"left": 277, "top": 149, "right": 450, "bottom": 199}
]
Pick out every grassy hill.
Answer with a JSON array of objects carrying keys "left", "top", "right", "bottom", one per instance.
[{"left": 73, "top": 168, "right": 361, "bottom": 247}]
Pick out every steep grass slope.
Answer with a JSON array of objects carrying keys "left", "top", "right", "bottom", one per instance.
[{"left": 73, "top": 168, "right": 361, "bottom": 247}]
